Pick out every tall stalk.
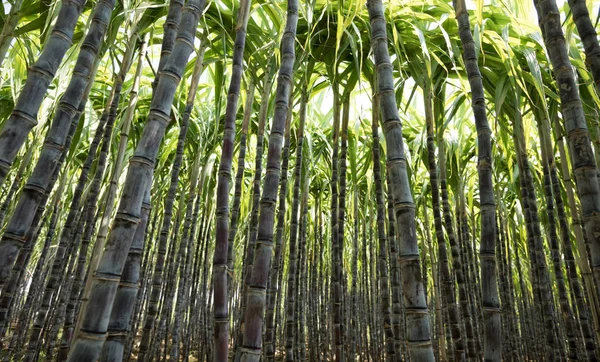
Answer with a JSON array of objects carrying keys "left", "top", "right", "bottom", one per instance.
[
  {"left": 284, "top": 76, "right": 309, "bottom": 362},
  {"left": 366, "top": 0, "right": 435, "bottom": 359},
  {"left": 170, "top": 162, "right": 202, "bottom": 361},
  {"left": 330, "top": 80, "right": 344, "bottom": 362},
  {"left": 212, "top": 0, "right": 252, "bottom": 359},
  {"left": 454, "top": 0, "right": 501, "bottom": 359},
  {"left": 79, "top": 4, "right": 184, "bottom": 336},
  {"left": 238, "top": 0, "right": 298, "bottom": 358},
  {"left": 533, "top": 0, "right": 600, "bottom": 298},
  {"left": 168, "top": 51, "right": 207, "bottom": 361},
  {"left": 438, "top": 136, "right": 475, "bottom": 359},
  {"left": 514, "top": 107, "right": 560, "bottom": 360},
  {"left": 424, "top": 83, "right": 465, "bottom": 361},
  {"left": 297, "top": 175, "right": 309, "bottom": 362},
  {"left": 264, "top": 97, "right": 293, "bottom": 362},
  {"left": 181, "top": 185, "right": 205, "bottom": 359},
  {"left": 337, "top": 88, "right": 353, "bottom": 362},
  {"left": 234, "top": 38, "right": 277, "bottom": 362},
  {"left": 296, "top": 177, "right": 310, "bottom": 362},
  {"left": 538, "top": 107, "right": 599, "bottom": 360},
  {"left": 66, "top": 0, "right": 205, "bottom": 359},
  {"left": 137, "top": 50, "right": 206, "bottom": 362},
  {"left": 538, "top": 112, "right": 582, "bottom": 360},
  {"left": 350, "top": 187, "right": 359, "bottom": 362},
  {"left": 372, "top": 90, "right": 398, "bottom": 361},
  {"left": 226, "top": 80, "right": 255, "bottom": 295}
]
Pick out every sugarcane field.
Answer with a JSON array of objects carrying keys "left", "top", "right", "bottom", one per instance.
[{"left": 0, "top": 0, "right": 599, "bottom": 360}]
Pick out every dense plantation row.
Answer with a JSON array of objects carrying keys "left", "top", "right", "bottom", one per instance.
[{"left": 0, "top": 0, "right": 599, "bottom": 361}]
